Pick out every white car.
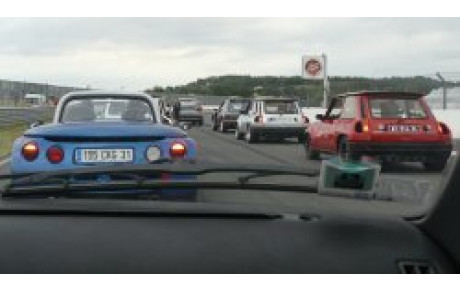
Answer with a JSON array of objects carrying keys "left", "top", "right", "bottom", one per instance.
[{"left": 235, "top": 97, "right": 308, "bottom": 143}]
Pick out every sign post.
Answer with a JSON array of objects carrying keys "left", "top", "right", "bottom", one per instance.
[{"left": 302, "top": 54, "right": 329, "bottom": 107}]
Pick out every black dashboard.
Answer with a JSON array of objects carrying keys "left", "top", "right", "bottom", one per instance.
[{"left": 0, "top": 210, "right": 453, "bottom": 273}]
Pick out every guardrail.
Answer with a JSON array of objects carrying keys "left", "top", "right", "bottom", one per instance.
[{"left": 0, "top": 106, "right": 55, "bottom": 127}]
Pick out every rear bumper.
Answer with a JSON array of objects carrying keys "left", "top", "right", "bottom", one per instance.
[
  {"left": 348, "top": 141, "right": 453, "bottom": 162},
  {"left": 251, "top": 125, "right": 306, "bottom": 137},
  {"left": 222, "top": 119, "right": 237, "bottom": 129},
  {"left": 179, "top": 115, "right": 203, "bottom": 122}
]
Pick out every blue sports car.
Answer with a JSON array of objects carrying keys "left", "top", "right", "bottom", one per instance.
[{"left": 11, "top": 91, "right": 197, "bottom": 176}]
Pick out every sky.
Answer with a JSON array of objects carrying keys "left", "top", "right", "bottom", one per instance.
[{"left": 0, "top": 17, "right": 459, "bottom": 90}]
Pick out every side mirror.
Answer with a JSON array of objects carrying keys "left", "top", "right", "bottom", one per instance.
[
  {"left": 315, "top": 114, "right": 324, "bottom": 121},
  {"left": 29, "top": 120, "right": 44, "bottom": 129}
]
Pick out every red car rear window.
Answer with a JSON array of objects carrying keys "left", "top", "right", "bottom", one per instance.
[{"left": 369, "top": 98, "right": 427, "bottom": 119}]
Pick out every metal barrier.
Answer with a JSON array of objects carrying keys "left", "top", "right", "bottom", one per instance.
[{"left": 0, "top": 107, "right": 55, "bottom": 128}]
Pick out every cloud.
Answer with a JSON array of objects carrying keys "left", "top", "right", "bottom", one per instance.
[{"left": 0, "top": 18, "right": 459, "bottom": 90}]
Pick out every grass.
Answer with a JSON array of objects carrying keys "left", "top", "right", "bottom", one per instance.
[{"left": 0, "top": 123, "right": 29, "bottom": 157}]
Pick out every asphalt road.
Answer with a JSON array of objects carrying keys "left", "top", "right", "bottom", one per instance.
[{"left": 1, "top": 114, "right": 458, "bottom": 216}]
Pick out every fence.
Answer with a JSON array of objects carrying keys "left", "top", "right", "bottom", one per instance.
[
  {"left": 0, "top": 107, "right": 55, "bottom": 128},
  {"left": 0, "top": 79, "right": 80, "bottom": 102}
]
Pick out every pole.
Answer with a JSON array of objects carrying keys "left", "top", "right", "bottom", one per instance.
[
  {"left": 322, "top": 54, "right": 330, "bottom": 108},
  {"left": 436, "top": 72, "right": 447, "bottom": 110}
]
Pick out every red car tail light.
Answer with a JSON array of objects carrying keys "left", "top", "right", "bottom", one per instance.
[
  {"left": 170, "top": 142, "right": 187, "bottom": 158},
  {"left": 437, "top": 122, "right": 450, "bottom": 135},
  {"left": 22, "top": 141, "right": 39, "bottom": 161},
  {"left": 46, "top": 146, "right": 64, "bottom": 164},
  {"left": 355, "top": 120, "right": 369, "bottom": 133}
]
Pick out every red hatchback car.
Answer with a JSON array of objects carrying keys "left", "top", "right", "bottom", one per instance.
[{"left": 305, "top": 91, "right": 453, "bottom": 171}]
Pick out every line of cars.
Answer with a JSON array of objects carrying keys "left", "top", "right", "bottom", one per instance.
[
  {"left": 9, "top": 90, "right": 453, "bottom": 177},
  {"left": 211, "top": 91, "right": 453, "bottom": 171},
  {"left": 212, "top": 97, "right": 308, "bottom": 143}
]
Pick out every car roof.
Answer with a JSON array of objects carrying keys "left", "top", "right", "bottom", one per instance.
[
  {"left": 63, "top": 90, "right": 152, "bottom": 98},
  {"left": 336, "top": 91, "right": 424, "bottom": 99},
  {"left": 178, "top": 97, "right": 198, "bottom": 101},
  {"left": 253, "top": 96, "right": 298, "bottom": 102},
  {"left": 227, "top": 97, "right": 251, "bottom": 101}
]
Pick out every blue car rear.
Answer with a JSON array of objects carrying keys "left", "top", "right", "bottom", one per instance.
[
  {"left": 11, "top": 122, "right": 196, "bottom": 173},
  {"left": 10, "top": 91, "right": 199, "bottom": 200}
]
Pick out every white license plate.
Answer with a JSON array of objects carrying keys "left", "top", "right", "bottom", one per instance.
[
  {"left": 267, "top": 116, "right": 295, "bottom": 123},
  {"left": 387, "top": 125, "right": 419, "bottom": 132},
  {"left": 77, "top": 149, "right": 133, "bottom": 163}
]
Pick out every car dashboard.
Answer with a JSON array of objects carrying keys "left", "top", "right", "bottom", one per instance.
[{"left": 0, "top": 208, "right": 453, "bottom": 273}]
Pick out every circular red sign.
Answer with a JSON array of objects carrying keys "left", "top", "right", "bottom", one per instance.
[{"left": 305, "top": 59, "right": 322, "bottom": 77}]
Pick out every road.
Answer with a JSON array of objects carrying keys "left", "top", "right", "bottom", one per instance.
[{"left": 0, "top": 114, "right": 458, "bottom": 216}]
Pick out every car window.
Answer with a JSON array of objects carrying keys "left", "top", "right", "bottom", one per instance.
[
  {"left": 228, "top": 101, "right": 249, "bottom": 113},
  {"left": 181, "top": 105, "right": 197, "bottom": 110},
  {"left": 108, "top": 101, "right": 128, "bottom": 116},
  {"left": 263, "top": 100, "right": 299, "bottom": 114},
  {"left": 326, "top": 98, "right": 343, "bottom": 118},
  {"left": 340, "top": 97, "right": 357, "bottom": 119},
  {"left": 61, "top": 97, "right": 155, "bottom": 123},
  {"left": 369, "top": 98, "right": 427, "bottom": 118},
  {"left": 179, "top": 99, "right": 199, "bottom": 107}
]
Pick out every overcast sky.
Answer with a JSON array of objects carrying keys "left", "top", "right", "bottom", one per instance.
[{"left": 0, "top": 18, "right": 459, "bottom": 90}]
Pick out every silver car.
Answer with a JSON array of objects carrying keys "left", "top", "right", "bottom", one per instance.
[{"left": 178, "top": 97, "right": 204, "bottom": 126}]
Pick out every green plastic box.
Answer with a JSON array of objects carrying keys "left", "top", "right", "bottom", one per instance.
[{"left": 318, "top": 156, "right": 381, "bottom": 199}]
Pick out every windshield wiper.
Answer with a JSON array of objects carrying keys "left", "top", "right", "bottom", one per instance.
[{"left": 0, "top": 163, "right": 319, "bottom": 198}]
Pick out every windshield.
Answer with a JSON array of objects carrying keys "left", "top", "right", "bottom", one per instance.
[
  {"left": 228, "top": 101, "right": 250, "bottom": 113},
  {"left": 369, "top": 98, "right": 428, "bottom": 119},
  {"left": 61, "top": 97, "right": 155, "bottom": 123},
  {"left": 0, "top": 18, "right": 458, "bottom": 221},
  {"left": 264, "top": 100, "right": 299, "bottom": 114}
]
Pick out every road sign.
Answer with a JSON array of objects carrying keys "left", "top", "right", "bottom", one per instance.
[
  {"left": 302, "top": 54, "right": 329, "bottom": 107},
  {"left": 302, "top": 55, "right": 325, "bottom": 80}
]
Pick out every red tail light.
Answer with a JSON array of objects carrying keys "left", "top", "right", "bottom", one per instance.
[
  {"left": 22, "top": 141, "right": 39, "bottom": 161},
  {"left": 46, "top": 146, "right": 64, "bottom": 164},
  {"left": 355, "top": 120, "right": 369, "bottom": 133},
  {"left": 170, "top": 142, "right": 187, "bottom": 158},
  {"left": 437, "top": 122, "right": 450, "bottom": 135}
]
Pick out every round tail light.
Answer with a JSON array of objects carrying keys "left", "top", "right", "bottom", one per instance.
[
  {"left": 46, "top": 146, "right": 64, "bottom": 164},
  {"left": 146, "top": 146, "right": 162, "bottom": 162},
  {"left": 22, "top": 141, "right": 39, "bottom": 161},
  {"left": 170, "top": 142, "right": 187, "bottom": 158}
]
